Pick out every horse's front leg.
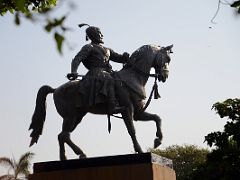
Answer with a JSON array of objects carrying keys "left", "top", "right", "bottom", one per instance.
[
  {"left": 134, "top": 111, "right": 163, "bottom": 148},
  {"left": 122, "top": 104, "right": 143, "bottom": 153}
]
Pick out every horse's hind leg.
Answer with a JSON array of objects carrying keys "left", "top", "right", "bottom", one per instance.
[
  {"left": 134, "top": 111, "right": 163, "bottom": 148},
  {"left": 58, "top": 131, "right": 67, "bottom": 160},
  {"left": 58, "top": 131, "right": 86, "bottom": 159},
  {"left": 58, "top": 112, "right": 87, "bottom": 160}
]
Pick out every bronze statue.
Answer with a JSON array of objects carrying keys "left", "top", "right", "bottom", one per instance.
[
  {"left": 29, "top": 25, "right": 173, "bottom": 160},
  {"left": 67, "top": 24, "right": 129, "bottom": 114}
]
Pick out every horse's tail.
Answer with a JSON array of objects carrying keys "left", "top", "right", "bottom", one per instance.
[{"left": 29, "top": 85, "right": 55, "bottom": 147}]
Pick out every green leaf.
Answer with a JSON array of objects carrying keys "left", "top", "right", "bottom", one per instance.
[
  {"left": 16, "top": 0, "right": 26, "bottom": 12},
  {"left": 9, "top": 8, "right": 14, "bottom": 14},
  {"left": 53, "top": 16, "right": 66, "bottom": 27},
  {"left": 15, "top": 13, "right": 20, "bottom": 25},
  {"left": 231, "top": 1, "right": 240, "bottom": 8},
  {"left": 47, "top": 0, "right": 57, "bottom": 6},
  {"left": 44, "top": 22, "right": 52, "bottom": 32},
  {"left": 44, "top": 16, "right": 67, "bottom": 32},
  {"left": 54, "top": 32, "right": 64, "bottom": 54}
]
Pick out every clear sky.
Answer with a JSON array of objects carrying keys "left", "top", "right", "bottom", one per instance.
[{"left": 0, "top": 0, "right": 239, "bottom": 166}]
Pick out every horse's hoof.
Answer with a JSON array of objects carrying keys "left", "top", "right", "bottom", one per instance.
[
  {"left": 154, "top": 138, "right": 162, "bottom": 148},
  {"left": 60, "top": 155, "right": 67, "bottom": 161},
  {"left": 79, "top": 154, "right": 87, "bottom": 159},
  {"left": 134, "top": 145, "right": 143, "bottom": 154}
]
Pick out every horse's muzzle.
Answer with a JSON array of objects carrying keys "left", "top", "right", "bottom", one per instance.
[
  {"left": 158, "top": 70, "right": 169, "bottom": 82},
  {"left": 160, "top": 63, "right": 169, "bottom": 82}
]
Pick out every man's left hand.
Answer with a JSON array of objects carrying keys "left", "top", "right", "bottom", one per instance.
[
  {"left": 67, "top": 73, "right": 78, "bottom": 80},
  {"left": 123, "top": 52, "right": 130, "bottom": 62}
]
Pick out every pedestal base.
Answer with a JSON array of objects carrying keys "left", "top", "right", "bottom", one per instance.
[{"left": 29, "top": 153, "right": 176, "bottom": 180}]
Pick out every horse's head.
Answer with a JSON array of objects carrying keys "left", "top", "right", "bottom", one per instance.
[{"left": 153, "top": 45, "right": 173, "bottom": 82}]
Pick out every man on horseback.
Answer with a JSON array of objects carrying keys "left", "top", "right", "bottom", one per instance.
[{"left": 67, "top": 24, "right": 129, "bottom": 114}]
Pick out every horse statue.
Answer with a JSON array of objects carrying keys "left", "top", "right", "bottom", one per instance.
[{"left": 29, "top": 44, "right": 173, "bottom": 160}]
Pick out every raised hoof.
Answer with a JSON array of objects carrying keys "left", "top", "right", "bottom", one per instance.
[
  {"left": 79, "top": 154, "right": 87, "bottom": 159},
  {"left": 154, "top": 138, "right": 162, "bottom": 148}
]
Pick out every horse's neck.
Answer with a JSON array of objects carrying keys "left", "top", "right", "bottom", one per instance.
[
  {"left": 118, "top": 60, "right": 151, "bottom": 88},
  {"left": 118, "top": 45, "right": 157, "bottom": 86},
  {"left": 132, "top": 65, "right": 151, "bottom": 86},
  {"left": 131, "top": 55, "right": 153, "bottom": 85}
]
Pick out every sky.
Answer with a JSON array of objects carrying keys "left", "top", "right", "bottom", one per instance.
[{"left": 0, "top": 0, "right": 240, "bottom": 170}]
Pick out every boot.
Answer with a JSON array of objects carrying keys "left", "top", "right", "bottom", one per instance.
[
  {"left": 107, "top": 82, "right": 125, "bottom": 114},
  {"left": 108, "top": 100, "right": 125, "bottom": 114}
]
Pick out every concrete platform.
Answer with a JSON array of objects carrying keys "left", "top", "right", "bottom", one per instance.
[{"left": 29, "top": 153, "right": 176, "bottom": 180}]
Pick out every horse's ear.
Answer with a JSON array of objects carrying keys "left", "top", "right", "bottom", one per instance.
[
  {"left": 163, "top": 44, "right": 173, "bottom": 53},
  {"left": 165, "top": 44, "right": 173, "bottom": 52}
]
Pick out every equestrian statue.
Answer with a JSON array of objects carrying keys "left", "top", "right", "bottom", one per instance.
[{"left": 29, "top": 24, "right": 173, "bottom": 160}]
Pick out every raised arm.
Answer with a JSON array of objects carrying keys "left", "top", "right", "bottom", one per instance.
[{"left": 109, "top": 49, "right": 129, "bottom": 64}]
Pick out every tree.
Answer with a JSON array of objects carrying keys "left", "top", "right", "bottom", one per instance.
[
  {"left": 231, "top": 0, "right": 240, "bottom": 13},
  {"left": 150, "top": 145, "right": 209, "bottom": 180},
  {"left": 211, "top": 0, "right": 240, "bottom": 23},
  {"left": 192, "top": 98, "right": 240, "bottom": 180},
  {"left": 0, "top": 0, "right": 69, "bottom": 54},
  {"left": 0, "top": 152, "right": 34, "bottom": 180}
]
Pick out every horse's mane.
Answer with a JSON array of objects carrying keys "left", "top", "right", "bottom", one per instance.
[
  {"left": 123, "top": 44, "right": 161, "bottom": 70},
  {"left": 130, "top": 45, "right": 147, "bottom": 62}
]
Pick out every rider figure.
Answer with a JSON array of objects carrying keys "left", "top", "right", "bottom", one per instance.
[{"left": 67, "top": 24, "right": 129, "bottom": 114}]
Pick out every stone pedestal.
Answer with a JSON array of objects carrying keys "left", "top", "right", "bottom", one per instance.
[{"left": 29, "top": 153, "right": 176, "bottom": 180}]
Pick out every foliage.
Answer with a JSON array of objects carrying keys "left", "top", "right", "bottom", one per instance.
[
  {"left": 150, "top": 145, "right": 209, "bottom": 180},
  {"left": 0, "top": 0, "right": 57, "bottom": 15},
  {"left": 205, "top": 99, "right": 240, "bottom": 148},
  {"left": 192, "top": 98, "right": 240, "bottom": 180},
  {"left": 0, "top": 152, "right": 34, "bottom": 180},
  {"left": 0, "top": 0, "right": 68, "bottom": 54},
  {"left": 231, "top": 0, "right": 240, "bottom": 13},
  {"left": 211, "top": 0, "right": 240, "bottom": 23}
]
